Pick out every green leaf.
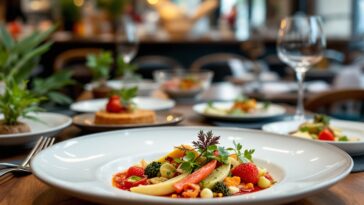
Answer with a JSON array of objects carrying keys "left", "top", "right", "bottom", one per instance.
[
  {"left": 0, "top": 79, "right": 45, "bottom": 125},
  {"left": 0, "top": 26, "right": 15, "bottom": 49},
  {"left": 86, "top": 51, "right": 113, "bottom": 80},
  {"left": 313, "top": 114, "right": 330, "bottom": 126},
  {"left": 339, "top": 136, "right": 349, "bottom": 141},
  {"left": 263, "top": 101, "right": 271, "bottom": 110},
  {"left": 244, "top": 149, "right": 255, "bottom": 162},
  {"left": 180, "top": 162, "right": 193, "bottom": 173},
  {"left": 9, "top": 42, "right": 52, "bottom": 81},
  {"left": 48, "top": 91, "right": 73, "bottom": 105},
  {"left": 183, "top": 151, "right": 196, "bottom": 162}
]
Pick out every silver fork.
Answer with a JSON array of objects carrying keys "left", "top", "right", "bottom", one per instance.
[{"left": 0, "top": 137, "right": 55, "bottom": 178}]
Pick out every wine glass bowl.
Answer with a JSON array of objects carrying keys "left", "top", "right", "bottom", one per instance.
[
  {"left": 116, "top": 15, "right": 139, "bottom": 64},
  {"left": 277, "top": 15, "right": 326, "bottom": 120}
]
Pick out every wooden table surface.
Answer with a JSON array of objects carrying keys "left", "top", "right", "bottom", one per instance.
[{"left": 0, "top": 91, "right": 363, "bottom": 205}]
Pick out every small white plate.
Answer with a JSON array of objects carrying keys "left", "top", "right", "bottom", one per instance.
[
  {"left": 32, "top": 127, "right": 352, "bottom": 205},
  {"left": 85, "top": 80, "right": 159, "bottom": 96},
  {"left": 0, "top": 112, "right": 71, "bottom": 145},
  {"left": 262, "top": 120, "right": 364, "bottom": 156},
  {"left": 193, "top": 102, "right": 286, "bottom": 121},
  {"left": 71, "top": 97, "right": 175, "bottom": 113}
]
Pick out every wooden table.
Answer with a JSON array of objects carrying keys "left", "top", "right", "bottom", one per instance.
[{"left": 1, "top": 101, "right": 363, "bottom": 205}]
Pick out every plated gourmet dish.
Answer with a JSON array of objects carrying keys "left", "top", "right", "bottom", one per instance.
[
  {"left": 204, "top": 98, "right": 269, "bottom": 116},
  {"left": 290, "top": 114, "right": 359, "bottom": 142},
  {"left": 94, "top": 87, "right": 156, "bottom": 125},
  {"left": 112, "top": 130, "right": 275, "bottom": 198}
]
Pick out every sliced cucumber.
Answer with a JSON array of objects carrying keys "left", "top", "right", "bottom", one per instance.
[{"left": 201, "top": 162, "right": 231, "bottom": 189}]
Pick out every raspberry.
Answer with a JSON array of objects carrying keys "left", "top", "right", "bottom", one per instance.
[
  {"left": 127, "top": 166, "right": 144, "bottom": 177},
  {"left": 231, "top": 163, "right": 259, "bottom": 184}
]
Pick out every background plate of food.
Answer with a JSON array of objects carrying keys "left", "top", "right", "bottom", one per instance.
[
  {"left": 262, "top": 115, "right": 364, "bottom": 156},
  {"left": 31, "top": 127, "right": 352, "bottom": 205},
  {"left": 71, "top": 97, "right": 176, "bottom": 113},
  {"left": 193, "top": 99, "right": 286, "bottom": 121},
  {"left": 0, "top": 112, "right": 71, "bottom": 145},
  {"left": 72, "top": 112, "right": 184, "bottom": 132},
  {"left": 85, "top": 79, "right": 159, "bottom": 97}
]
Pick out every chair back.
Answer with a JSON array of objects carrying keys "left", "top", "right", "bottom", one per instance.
[
  {"left": 133, "top": 55, "right": 183, "bottom": 79},
  {"left": 190, "top": 53, "right": 253, "bottom": 82},
  {"left": 305, "top": 89, "right": 364, "bottom": 121}
]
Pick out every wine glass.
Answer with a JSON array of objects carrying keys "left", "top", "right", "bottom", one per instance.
[
  {"left": 277, "top": 15, "right": 326, "bottom": 121},
  {"left": 116, "top": 15, "right": 139, "bottom": 64}
]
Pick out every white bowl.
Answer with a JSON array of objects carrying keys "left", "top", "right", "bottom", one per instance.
[{"left": 32, "top": 127, "right": 352, "bottom": 205}]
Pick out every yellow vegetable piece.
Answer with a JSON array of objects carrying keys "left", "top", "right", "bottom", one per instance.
[
  {"left": 157, "top": 145, "right": 197, "bottom": 163},
  {"left": 257, "top": 176, "right": 271, "bottom": 189},
  {"left": 130, "top": 173, "right": 188, "bottom": 196},
  {"left": 224, "top": 176, "right": 240, "bottom": 187}
]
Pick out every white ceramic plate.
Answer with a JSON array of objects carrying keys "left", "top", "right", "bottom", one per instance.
[
  {"left": 73, "top": 113, "right": 184, "bottom": 132},
  {"left": 0, "top": 112, "right": 71, "bottom": 145},
  {"left": 262, "top": 120, "right": 364, "bottom": 156},
  {"left": 85, "top": 80, "right": 159, "bottom": 96},
  {"left": 70, "top": 97, "right": 175, "bottom": 113},
  {"left": 32, "top": 127, "right": 352, "bottom": 205},
  {"left": 193, "top": 102, "right": 286, "bottom": 121}
]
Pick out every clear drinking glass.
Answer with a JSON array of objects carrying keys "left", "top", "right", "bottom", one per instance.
[
  {"left": 117, "top": 15, "right": 139, "bottom": 64},
  {"left": 277, "top": 15, "right": 326, "bottom": 120}
]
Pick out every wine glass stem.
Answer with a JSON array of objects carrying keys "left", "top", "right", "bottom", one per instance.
[{"left": 295, "top": 70, "right": 306, "bottom": 121}]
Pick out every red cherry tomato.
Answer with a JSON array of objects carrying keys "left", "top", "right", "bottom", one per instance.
[
  {"left": 318, "top": 128, "right": 335, "bottom": 141},
  {"left": 127, "top": 166, "right": 144, "bottom": 177},
  {"left": 106, "top": 95, "right": 124, "bottom": 113}
]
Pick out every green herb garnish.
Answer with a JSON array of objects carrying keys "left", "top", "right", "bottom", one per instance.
[
  {"left": 175, "top": 151, "right": 200, "bottom": 173},
  {"left": 313, "top": 114, "right": 330, "bottom": 126},
  {"left": 112, "top": 86, "right": 138, "bottom": 108},
  {"left": 227, "top": 140, "right": 255, "bottom": 163},
  {"left": 263, "top": 101, "right": 271, "bottom": 110},
  {"left": 339, "top": 136, "right": 349, "bottom": 141}
]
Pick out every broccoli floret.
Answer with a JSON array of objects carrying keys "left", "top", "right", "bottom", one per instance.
[
  {"left": 212, "top": 182, "right": 230, "bottom": 196},
  {"left": 144, "top": 161, "right": 161, "bottom": 178}
]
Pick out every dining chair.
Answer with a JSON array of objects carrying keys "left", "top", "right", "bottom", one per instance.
[
  {"left": 305, "top": 89, "right": 364, "bottom": 121},
  {"left": 190, "top": 53, "right": 257, "bottom": 83},
  {"left": 53, "top": 48, "right": 102, "bottom": 98},
  {"left": 133, "top": 55, "right": 183, "bottom": 79}
]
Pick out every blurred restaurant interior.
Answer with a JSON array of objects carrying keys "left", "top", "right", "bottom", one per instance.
[
  {"left": 1, "top": 0, "right": 364, "bottom": 204},
  {"left": 1, "top": 0, "right": 364, "bottom": 108}
]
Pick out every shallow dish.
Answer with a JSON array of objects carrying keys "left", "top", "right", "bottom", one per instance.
[
  {"left": 32, "top": 127, "right": 352, "bottom": 205},
  {"left": 154, "top": 70, "right": 213, "bottom": 100},
  {"left": 85, "top": 80, "right": 159, "bottom": 96},
  {"left": 70, "top": 97, "right": 175, "bottom": 113},
  {"left": 193, "top": 102, "right": 286, "bottom": 121},
  {"left": 0, "top": 112, "right": 71, "bottom": 145},
  {"left": 73, "top": 113, "right": 183, "bottom": 132},
  {"left": 262, "top": 120, "right": 364, "bottom": 156}
]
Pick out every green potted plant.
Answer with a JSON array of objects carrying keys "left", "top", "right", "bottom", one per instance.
[
  {"left": 0, "top": 79, "right": 45, "bottom": 134},
  {"left": 0, "top": 25, "right": 75, "bottom": 105},
  {"left": 86, "top": 51, "right": 113, "bottom": 98}
]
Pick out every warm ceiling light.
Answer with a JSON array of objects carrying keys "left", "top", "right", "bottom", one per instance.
[
  {"left": 147, "top": 0, "right": 159, "bottom": 5},
  {"left": 74, "top": 0, "right": 84, "bottom": 7}
]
